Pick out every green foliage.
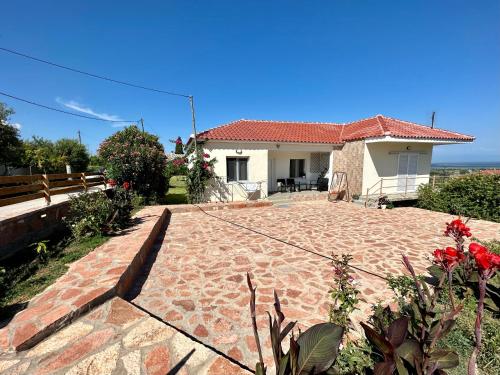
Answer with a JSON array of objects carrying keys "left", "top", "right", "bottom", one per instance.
[
  {"left": 22, "top": 137, "right": 90, "bottom": 173},
  {"left": 186, "top": 149, "right": 216, "bottom": 203},
  {"left": 247, "top": 274, "right": 344, "bottom": 375},
  {"left": 54, "top": 138, "right": 90, "bottom": 172},
  {"left": 0, "top": 102, "right": 24, "bottom": 172},
  {"left": 332, "top": 340, "right": 373, "bottom": 375},
  {"left": 329, "top": 254, "right": 361, "bottom": 330},
  {"left": 439, "top": 297, "right": 500, "bottom": 375},
  {"left": 98, "top": 125, "right": 167, "bottom": 198},
  {"left": 65, "top": 187, "right": 132, "bottom": 239},
  {"left": 30, "top": 240, "right": 50, "bottom": 262},
  {"left": 174, "top": 136, "right": 184, "bottom": 154},
  {"left": 0, "top": 232, "right": 108, "bottom": 315},
  {"left": 418, "top": 174, "right": 500, "bottom": 222}
]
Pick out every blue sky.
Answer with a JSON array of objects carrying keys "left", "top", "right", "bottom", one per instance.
[{"left": 1, "top": 1, "right": 498, "bottom": 161}]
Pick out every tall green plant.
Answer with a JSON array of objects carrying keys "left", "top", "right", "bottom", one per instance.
[{"left": 247, "top": 274, "right": 344, "bottom": 375}]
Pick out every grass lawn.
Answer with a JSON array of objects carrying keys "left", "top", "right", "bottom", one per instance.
[
  {"left": 165, "top": 175, "right": 188, "bottom": 204},
  {"left": 0, "top": 233, "right": 109, "bottom": 321}
]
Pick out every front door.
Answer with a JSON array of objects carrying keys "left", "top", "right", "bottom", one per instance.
[{"left": 397, "top": 153, "right": 418, "bottom": 192}]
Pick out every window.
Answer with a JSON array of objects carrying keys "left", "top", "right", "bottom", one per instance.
[
  {"left": 227, "top": 157, "right": 248, "bottom": 181},
  {"left": 289, "top": 159, "right": 305, "bottom": 178}
]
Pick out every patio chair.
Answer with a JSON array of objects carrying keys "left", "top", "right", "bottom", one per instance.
[
  {"left": 277, "top": 178, "right": 287, "bottom": 193},
  {"left": 286, "top": 178, "right": 296, "bottom": 192}
]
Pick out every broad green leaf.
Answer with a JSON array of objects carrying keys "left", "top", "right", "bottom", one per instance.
[
  {"left": 278, "top": 353, "right": 290, "bottom": 375},
  {"left": 387, "top": 317, "right": 408, "bottom": 347},
  {"left": 296, "top": 323, "right": 344, "bottom": 374},
  {"left": 361, "top": 322, "right": 393, "bottom": 356},
  {"left": 395, "top": 356, "right": 409, "bottom": 375},
  {"left": 429, "top": 349, "right": 459, "bottom": 370},
  {"left": 395, "top": 340, "right": 422, "bottom": 366}
]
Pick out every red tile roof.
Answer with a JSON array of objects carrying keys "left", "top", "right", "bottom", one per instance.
[{"left": 196, "top": 115, "right": 474, "bottom": 144}]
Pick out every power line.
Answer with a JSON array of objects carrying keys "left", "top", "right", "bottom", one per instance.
[
  {"left": 0, "top": 46, "right": 190, "bottom": 98},
  {"left": 0, "top": 90, "right": 138, "bottom": 123}
]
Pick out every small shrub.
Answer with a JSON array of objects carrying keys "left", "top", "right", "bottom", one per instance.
[
  {"left": 333, "top": 340, "right": 373, "bottom": 374},
  {"left": 66, "top": 187, "right": 132, "bottom": 239},
  {"left": 418, "top": 174, "right": 500, "bottom": 222},
  {"left": 31, "top": 240, "right": 50, "bottom": 262}
]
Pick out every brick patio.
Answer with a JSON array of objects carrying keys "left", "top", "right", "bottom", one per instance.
[
  {"left": 130, "top": 200, "right": 499, "bottom": 369},
  {"left": 1, "top": 200, "right": 499, "bottom": 373}
]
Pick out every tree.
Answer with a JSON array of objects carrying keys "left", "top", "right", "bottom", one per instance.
[
  {"left": 54, "top": 138, "right": 90, "bottom": 172},
  {"left": 98, "top": 125, "right": 168, "bottom": 198},
  {"left": 174, "top": 136, "right": 184, "bottom": 154},
  {"left": 0, "top": 102, "right": 24, "bottom": 174},
  {"left": 22, "top": 137, "right": 61, "bottom": 173}
]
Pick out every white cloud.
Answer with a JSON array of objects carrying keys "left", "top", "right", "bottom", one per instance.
[
  {"left": 56, "top": 97, "right": 124, "bottom": 122},
  {"left": 1, "top": 120, "right": 22, "bottom": 129}
]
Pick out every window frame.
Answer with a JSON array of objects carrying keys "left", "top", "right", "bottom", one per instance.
[
  {"left": 226, "top": 157, "right": 249, "bottom": 182},
  {"left": 289, "top": 159, "right": 306, "bottom": 178}
]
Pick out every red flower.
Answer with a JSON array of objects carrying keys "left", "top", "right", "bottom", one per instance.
[
  {"left": 203, "top": 153, "right": 210, "bottom": 158},
  {"left": 444, "top": 218, "right": 472, "bottom": 238},
  {"left": 176, "top": 139, "right": 183, "bottom": 145},
  {"left": 469, "top": 242, "right": 487, "bottom": 256},
  {"left": 122, "top": 181, "right": 130, "bottom": 190},
  {"left": 108, "top": 179, "right": 117, "bottom": 187},
  {"left": 469, "top": 243, "right": 500, "bottom": 275},
  {"left": 433, "top": 246, "right": 465, "bottom": 272},
  {"left": 202, "top": 162, "right": 209, "bottom": 170}
]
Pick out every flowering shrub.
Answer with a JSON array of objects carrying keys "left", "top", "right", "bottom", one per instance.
[
  {"left": 329, "top": 254, "right": 360, "bottom": 329},
  {"left": 66, "top": 186, "right": 132, "bottom": 239},
  {"left": 98, "top": 125, "right": 167, "bottom": 199},
  {"left": 186, "top": 149, "right": 216, "bottom": 203}
]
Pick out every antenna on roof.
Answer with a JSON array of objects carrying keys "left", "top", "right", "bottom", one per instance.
[{"left": 431, "top": 111, "right": 436, "bottom": 128}]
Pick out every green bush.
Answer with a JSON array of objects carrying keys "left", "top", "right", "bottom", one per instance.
[
  {"left": 66, "top": 187, "right": 132, "bottom": 239},
  {"left": 418, "top": 174, "right": 500, "bottom": 222},
  {"left": 98, "top": 125, "right": 167, "bottom": 199}
]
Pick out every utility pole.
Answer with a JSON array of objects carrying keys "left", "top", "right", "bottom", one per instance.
[
  {"left": 77, "top": 130, "right": 81, "bottom": 144},
  {"left": 431, "top": 112, "right": 436, "bottom": 129},
  {"left": 140, "top": 118, "right": 144, "bottom": 133},
  {"left": 189, "top": 95, "right": 198, "bottom": 152}
]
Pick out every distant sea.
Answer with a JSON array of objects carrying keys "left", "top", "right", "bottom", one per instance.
[{"left": 431, "top": 161, "right": 500, "bottom": 169}]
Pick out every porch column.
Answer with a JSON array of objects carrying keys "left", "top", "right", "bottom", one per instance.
[{"left": 325, "top": 150, "right": 335, "bottom": 186}]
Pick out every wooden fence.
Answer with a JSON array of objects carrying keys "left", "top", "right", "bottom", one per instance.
[{"left": 0, "top": 173, "right": 106, "bottom": 207}]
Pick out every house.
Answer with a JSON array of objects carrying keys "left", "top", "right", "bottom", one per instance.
[{"left": 191, "top": 115, "right": 474, "bottom": 202}]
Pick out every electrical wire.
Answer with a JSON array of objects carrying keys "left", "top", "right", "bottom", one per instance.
[
  {"left": 193, "top": 204, "right": 388, "bottom": 281},
  {"left": 0, "top": 46, "right": 190, "bottom": 98},
  {"left": 0, "top": 90, "right": 138, "bottom": 123}
]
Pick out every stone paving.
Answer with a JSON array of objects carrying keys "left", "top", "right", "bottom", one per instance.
[
  {"left": 0, "top": 206, "right": 168, "bottom": 352},
  {"left": 0, "top": 297, "right": 250, "bottom": 374},
  {"left": 130, "top": 200, "right": 500, "bottom": 370}
]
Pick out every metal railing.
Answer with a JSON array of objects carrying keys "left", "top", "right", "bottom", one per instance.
[{"left": 363, "top": 175, "right": 452, "bottom": 207}]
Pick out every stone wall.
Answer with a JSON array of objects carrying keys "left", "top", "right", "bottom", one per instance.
[
  {"left": 0, "top": 202, "right": 69, "bottom": 260},
  {"left": 332, "top": 140, "right": 365, "bottom": 196}
]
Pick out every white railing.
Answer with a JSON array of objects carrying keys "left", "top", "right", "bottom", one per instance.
[{"left": 363, "top": 175, "right": 452, "bottom": 207}]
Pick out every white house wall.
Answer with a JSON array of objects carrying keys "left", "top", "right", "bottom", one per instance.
[
  {"left": 202, "top": 141, "right": 269, "bottom": 201},
  {"left": 201, "top": 141, "right": 335, "bottom": 201},
  {"left": 362, "top": 142, "right": 433, "bottom": 194}
]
